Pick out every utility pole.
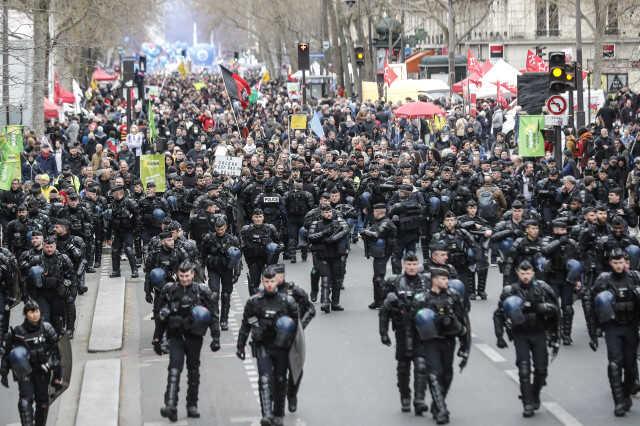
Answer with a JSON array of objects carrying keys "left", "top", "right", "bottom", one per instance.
[
  {"left": 447, "top": 0, "right": 455, "bottom": 95},
  {"left": 2, "top": 0, "right": 9, "bottom": 125},
  {"left": 575, "top": 0, "right": 585, "bottom": 129}
]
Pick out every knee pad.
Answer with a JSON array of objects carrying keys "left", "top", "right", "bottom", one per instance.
[
  {"left": 397, "top": 359, "right": 411, "bottom": 373},
  {"left": 517, "top": 361, "right": 532, "bottom": 379},
  {"left": 562, "top": 305, "right": 574, "bottom": 316},
  {"left": 414, "top": 357, "right": 427, "bottom": 374},
  {"left": 18, "top": 398, "right": 32, "bottom": 410}
]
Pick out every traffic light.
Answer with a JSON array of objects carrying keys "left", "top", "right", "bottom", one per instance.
[
  {"left": 548, "top": 51, "right": 574, "bottom": 93},
  {"left": 297, "top": 42, "right": 310, "bottom": 71},
  {"left": 354, "top": 46, "right": 365, "bottom": 66}
]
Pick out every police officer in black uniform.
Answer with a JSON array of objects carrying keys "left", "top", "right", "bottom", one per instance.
[
  {"left": 82, "top": 184, "right": 107, "bottom": 270},
  {"left": 62, "top": 192, "right": 93, "bottom": 273},
  {"left": 301, "top": 193, "right": 332, "bottom": 301},
  {"left": 505, "top": 220, "right": 544, "bottom": 284},
  {"left": 139, "top": 181, "right": 170, "bottom": 258},
  {"left": 308, "top": 205, "right": 349, "bottom": 313},
  {"left": 379, "top": 252, "right": 428, "bottom": 413},
  {"left": 388, "top": 185, "right": 423, "bottom": 274},
  {"left": 361, "top": 203, "right": 397, "bottom": 309},
  {"left": 106, "top": 185, "right": 139, "bottom": 278},
  {"left": 283, "top": 181, "right": 314, "bottom": 263},
  {"left": 540, "top": 218, "right": 582, "bottom": 345},
  {"left": 273, "top": 264, "right": 315, "bottom": 413},
  {"left": 236, "top": 268, "right": 299, "bottom": 426},
  {"left": 458, "top": 200, "right": 493, "bottom": 300},
  {"left": 411, "top": 267, "right": 470, "bottom": 424},
  {"left": 164, "top": 175, "right": 192, "bottom": 232},
  {"left": 5, "top": 204, "right": 31, "bottom": 258},
  {"left": 0, "top": 246, "right": 18, "bottom": 350},
  {"left": 491, "top": 200, "right": 526, "bottom": 286},
  {"left": 494, "top": 260, "right": 560, "bottom": 418},
  {"left": 200, "top": 215, "right": 241, "bottom": 330},
  {"left": 0, "top": 300, "right": 62, "bottom": 426},
  {"left": 156, "top": 261, "right": 220, "bottom": 421},
  {"left": 583, "top": 250, "right": 640, "bottom": 417},
  {"left": 145, "top": 231, "right": 185, "bottom": 354},
  {"left": 241, "top": 209, "right": 281, "bottom": 295}
]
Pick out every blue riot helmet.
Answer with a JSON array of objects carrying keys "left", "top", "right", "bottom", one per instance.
[
  {"left": 448, "top": 279, "right": 465, "bottom": 298},
  {"left": 8, "top": 346, "right": 32, "bottom": 380},
  {"left": 440, "top": 195, "right": 451, "bottom": 213},
  {"left": 594, "top": 290, "right": 615, "bottom": 324},
  {"left": 499, "top": 237, "right": 514, "bottom": 254},
  {"left": 26, "top": 230, "right": 33, "bottom": 243},
  {"left": 148, "top": 268, "right": 167, "bottom": 290},
  {"left": 266, "top": 242, "right": 279, "bottom": 255},
  {"left": 534, "top": 256, "right": 549, "bottom": 273},
  {"left": 345, "top": 196, "right": 355, "bottom": 206},
  {"left": 415, "top": 308, "right": 439, "bottom": 340},
  {"left": 375, "top": 238, "right": 386, "bottom": 250},
  {"left": 227, "top": 247, "right": 242, "bottom": 268},
  {"left": 466, "top": 247, "right": 476, "bottom": 260},
  {"left": 29, "top": 265, "right": 44, "bottom": 289},
  {"left": 103, "top": 208, "right": 112, "bottom": 223},
  {"left": 166, "top": 196, "right": 178, "bottom": 212},
  {"left": 274, "top": 315, "right": 297, "bottom": 348},
  {"left": 359, "top": 191, "right": 371, "bottom": 208},
  {"left": 429, "top": 196, "right": 441, "bottom": 216},
  {"left": 298, "top": 227, "right": 308, "bottom": 246},
  {"left": 502, "top": 295, "right": 526, "bottom": 325},
  {"left": 152, "top": 208, "right": 166, "bottom": 223},
  {"left": 190, "top": 306, "right": 212, "bottom": 336},
  {"left": 565, "top": 259, "right": 583, "bottom": 283},
  {"left": 625, "top": 244, "right": 640, "bottom": 270}
]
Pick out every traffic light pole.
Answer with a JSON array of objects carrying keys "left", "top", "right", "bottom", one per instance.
[
  {"left": 302, "top": 69, "right": 306, "bottom": 106},
  {"left": 554, "top": 125, "right": 563, "bottom": 167},
  {"left": 575, "top": 0, "right": 585, "bottom": 129}
]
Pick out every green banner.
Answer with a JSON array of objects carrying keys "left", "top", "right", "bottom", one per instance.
[
  {"left": 140, "top": 153, "right": 166, "bottom": 192},
  {"left": 517, "top": 115, "right": 545, "bottom": 157},
  {"left": 0, "top": 125, "right": 23, "bottom": 190}
]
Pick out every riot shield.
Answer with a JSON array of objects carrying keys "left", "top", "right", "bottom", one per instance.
[
  {"left": 288, "top": 323, "right": 306, "bottom": 386},
  {"left": 49, "top": 333, "right": 72, "bottom": 402}
]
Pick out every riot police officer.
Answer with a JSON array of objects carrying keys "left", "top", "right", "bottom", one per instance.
[
  {"left": 106, "top": 185, "right": 139, "bottom": 278},
  {"left": 379, "top": 252, "right": 428, "bottom": 413},
  {"left": 200, "top": 215, "right": 241, "bottom": 330},
  {"left": 584, "top": 250, "right": 640, "bottom": 417},
  {"left": 388, "top": 185, "right": 423, "bottom": 274},
  {"left": 236, "top": 268, "right": 299, "bottom": 426},
  {"left": 82, "top": 185, "right": 107, "bottom": 270},
  {"left": 0, "top": 300, "right": 63, "bottom": 426},
  {"left": 301, "top": 193, "right": 332, "bottom": 301},
  {"left": 164, "top": 175, "right": 192, "bottom": 232},
  {"left": 139, "top": 181, "right": 170, "bottom": 258},
  {"left": 494, "top": 260, "right": 560, "bottom": 418},
  {"left": 505, "top": 220, "right": 544, "bottom": 284},
  {"left": 62, "top": 192, "right": 93, "bottom": 272},
  {"left": 540, "top": 218, "right": 582, "bottom": 345},
  {"left": 0, "top": 246, "right": 18, "bottom": 350},
  {"left": 241, "top": 209, "right": 281, "bottom": 295},
  {"left": 22, "top": 237, "right": 74, "bottom": 335},
  {"left": 156, "top": 261, "right": 220, "bottom": 421},
  {"left": 360, "top": 203, "right": 397, "bottom": 309},
  {"left": 5, "top": 204, "right": 31, "bottom": 258},
  {"left": 308, "top": 205, "right": 349, "bottom": 313},
  {"left": 254, "top": 177, "right": 285, "bottom": 228},
  {"left": 145, "top": 231, "right": 185, "bottom": 354},
  {"left": 491, "top": 200, "right": 526, "bottom": 286},
  {"left": 457, "top": 200, "right": 492, "bottom": 300},
  {"left": 283, "top": 181, "right": 315, "bottom": 263},
  {"left": 273, "top": 264, "right": 315, "bottom": 413},
  {"left": 411, "top": 267, "right": 470, "bottom": 424}
]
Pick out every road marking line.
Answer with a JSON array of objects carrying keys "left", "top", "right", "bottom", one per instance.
[
  {"left": 474, "top": 343, "right": 506, "bottom": 363},
  {"left": 543, "top": 402, "right": 584, "bottom": 426},
  {"left": 505, "top": 369, "right": 519, "bottom": 383},
  {"left": 143, "top": 421, "right": 188, "bottom": 426}
]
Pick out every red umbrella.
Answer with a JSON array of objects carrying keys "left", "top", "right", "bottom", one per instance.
[{"left": 394, "top": 101, "right": 445, "bottom": 119}]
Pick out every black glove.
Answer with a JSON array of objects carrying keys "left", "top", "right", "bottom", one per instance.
[
  {"left": 152, "top": 340, "right": 163, "bottom": 356},
  {"left": 496, "top": 336, "right": 508, "bottom": 349},
  {"left": 380, "top": 334, "right": 392, "bottom": 346},
  {"left": 589, "top": 337, "right": 598, "bottom": 352},
  {"left": 145, "top": 292, "right": 153, "bottom": 304},
  {"left": 457, "top": 349, "right": 469, "bottom": 371},
  {"left": 236, "top": 347, "right": 246, "bottom": 360},
  {"left": 210, "top": 339, "right": 221, "bottom": 352}
]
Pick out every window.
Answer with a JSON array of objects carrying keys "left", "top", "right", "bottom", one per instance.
[
  {"left": 536, "top": 0, "right": 559, "bottom": 37},
  {"left": 605, "top": 3, "right": 618, "bottom": 35}
]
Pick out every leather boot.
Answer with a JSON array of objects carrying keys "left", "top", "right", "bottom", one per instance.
[
  {"left": 397, "top": 360, "right": 411, "bottom": 412},
  {"left": 331, "top": 284, "right": 344, "bottom": 311},
  {"left": 369, "top": 276, "right": 383, "bottom": 309},
  {"left": 186, "top": 368, "right": 200, "bottom": 418},
  {"left": 320, "top": 277, "right": 331, "bottom": 313},
  {"left": 160, "top": 368, "right": 180, "bottom": 422},
  {"left": 561, "top": 306, "right": 574, "bottom": 345},
  {"left": 310, "top": 267, "right": 319, "bottom": 302},
  {"left": 428, "top": 374, "right": 449, "bottom": 424},
  {"left": 18, "top": 398, "right": 34, "bottom": 426},
  {"left": 126, "top": 247, "right": 138, "bottom": 278},
  {"left": 259, "top": 375, "right": 274, "bottom": 424},
  {"left": 413, "top": 358, "right": 428, "bottom": 416},
  {"left": 532, "top": 372, "right": 546, "bottom": 410},
  {"left": 220, "top": 293, "right": 231, "bottom": 330},
  {"left": 34, "top": 403, "right": 48, "bottom": 426},
  {"left": 518, "top": 362, "right": 535, "bottom": 417},
  {"left": 608, "top": 362, "right": 627, "bottom": 417},
  {"left": 477, "top": 269, "right": 488, "bottom": 300}
]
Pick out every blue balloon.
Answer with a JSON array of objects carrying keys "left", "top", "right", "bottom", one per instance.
[
  {"left": 274, "top": 315, "right": 297, "bottom": 348},
  {"left": 503, "top": 295, "right": 525, "bottom": 325},
  {"left": 594, "top": 290, "right": 615, "bottom": 324},
  {"left": 415, "top": 308, "right": 438, "bottom": 340},
  {"left": 190, "top": 306, "right": 212, "bottom": 336}
]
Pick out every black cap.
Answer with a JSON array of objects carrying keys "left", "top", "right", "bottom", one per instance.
[
  {"left": 430, "top": 240, "right": 448, "bottom": 252},
  {"left": 55, "top": 218, "right": 70, "bottom": 227},
  {"left": 524, "top": 219, "right": 539, "bottom": 227},
  {"left": 372, "top": 203, "right": 386, "bottom": 210},
  {"left": 551, "top": 218, "right": 568, "bottom": 228},
  {"left": 402, "top": 251, "right": 419, "bottom": 262},
  {"left": 466, "top": 200, "right": 477, "bottom": 207},
  {"left": 273, "top": 264, "right": 285, "bottom": 274},
  {"left": 111, "top": 185, "right": 124, "bottom": 192},
  {"left": 44, "top": 236, "right": 56, "bottom": 245},
  {"left": 320, "top": 204, "right": 332, "bottom": 212},
  {"left": 320, "top": 192, "right": 331, "bottom": 199},
  {"left": 511, "top": 200, "right": 523, "bottom": 209},
  {"left": 159, "top": 231, "right": 173, "bottom": 240},
  {"left": 252, "top": 208, "right": 264, "bottom": 216},
  {"left": 398, "top": 184, "right": 413, "bottom": 191}
]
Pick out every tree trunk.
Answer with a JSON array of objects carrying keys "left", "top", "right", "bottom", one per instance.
[
  {"left": 31, "top": 0, "right": 49, "bottom": 138},
  {"left": 334, "top": 1, "right": 352, "bottom": 97},
  {"left": 328, "top": 0, "right": 344, "bottom": 91},
  {"left": 592, "top": 0, "right": 605, "bottom": 90},
  {"left": 447, "top": 0, "right": 456, "bottom": 92}
]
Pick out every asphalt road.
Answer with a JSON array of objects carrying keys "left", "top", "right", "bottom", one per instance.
[{"left": 3, "top": 242, "right": 638, "bottom": 426}]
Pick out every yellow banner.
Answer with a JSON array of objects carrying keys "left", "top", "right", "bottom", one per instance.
[
  {"left": 140, "top": 154, "right": 166, "bottom": 192},
  {"left": 290, "top": 114, "right": 307, "bottom": 130},
  {"left": 361, "top": 81, "right": 379, "bottom": 102}
]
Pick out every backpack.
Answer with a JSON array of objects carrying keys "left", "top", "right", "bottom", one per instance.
[{"left": 477, "top": 189, "right": 498, "bottom": 221}]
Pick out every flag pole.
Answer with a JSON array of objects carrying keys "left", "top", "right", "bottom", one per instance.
[{"left": 220, "top": 68, "right": 242, "bottom": 132}]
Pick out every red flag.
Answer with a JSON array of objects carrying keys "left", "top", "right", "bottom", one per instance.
[
  {"left": 220, "top": 65, "right": 252, "bottom": 109},
  {"left": 525, "top": 50, "right": 549, "bottom": 72},
  {"left": 467, "top": 49, "right": 482, "bottom": 75},
  {"left": 383, "top": 51, "right": 398, "bottom": 86}
]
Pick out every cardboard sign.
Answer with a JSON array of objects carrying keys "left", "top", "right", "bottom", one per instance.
[{"left": 213, "top": 156, "right": 242, "bottom": 176}]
